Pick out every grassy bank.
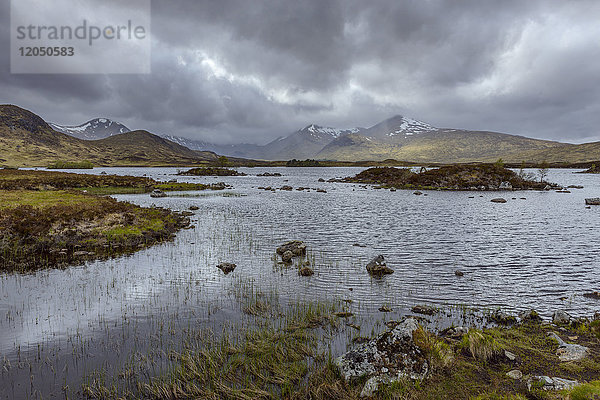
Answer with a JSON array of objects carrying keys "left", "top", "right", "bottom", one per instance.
[{"left": 0, "top": 190, "right": 190, "bottom": 272}]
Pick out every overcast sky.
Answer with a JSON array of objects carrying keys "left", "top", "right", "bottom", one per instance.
[{"left": 2, "top": 0, "right": 600, "bottom": 144}]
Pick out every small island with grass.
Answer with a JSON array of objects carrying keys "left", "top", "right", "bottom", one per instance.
[
  {"left": 0, "top": 168, "right": 231, "bottom": 272},
  {"left": 177, "top": 167, "right": 247, "bottom": 176},
  {"left": 47, "top": 160, "right": 94, "bottom": 169},
  {"left": 341, "top": 163, "right": 555, "bottom": 191}
]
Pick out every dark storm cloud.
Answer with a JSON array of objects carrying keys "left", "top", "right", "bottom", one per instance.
[{"left": 1, "top": 0, "right": 600, "bottom": 143}]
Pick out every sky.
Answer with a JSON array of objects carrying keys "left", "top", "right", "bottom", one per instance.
[{"left": 1, "top": 0, "right": 600, "bottom": 145}]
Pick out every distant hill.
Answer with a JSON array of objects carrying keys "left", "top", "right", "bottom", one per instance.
[
  {"left": 0, "top": 105, "right": 220, "bottom": 167},
  {"left": 49, "top": 118, "right": 130, "bottom": 140}
]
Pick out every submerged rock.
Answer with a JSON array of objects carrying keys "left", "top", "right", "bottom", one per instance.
[
  {"left": 411, "top": 305, "right": 438, "bottom": 316},
  {"left": 548, "top": 332, "right": 589, "bottom": 362},
  {"left": 335, "top": 318, "right": 429, "bottom": 397},
  {"left": 216, "top": 262, "right": 236, "bottom": 275},
  {"left": 280, "top": 185, "right": 293, "bottom": 191},
  {"left": 366, "top": 255, "right": 394, "bottom": 276},
  {"left": 454, "top": 270, "right": 464, "bottom": 277}
]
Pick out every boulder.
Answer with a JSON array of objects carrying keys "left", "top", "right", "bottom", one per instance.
[
  {"left": 552, "top": 310, "right": 571, "bottom": 325},
  {"left": 281, "top": 250, "right": 294, "bottom": 263},
  {"left": 499, "top": 181, "right": 513, "bottom": 190},
  {"left": 150, "top": 189, "right": 167, "bottom": 198},
  {"left": 366, "top": 255, "right": 394, "bottom": 276},
  {"left": 519, "top": 309, "right": 542, "bottom": 323},
  {"left": 298, "top": 266, "right": 314, "bottom": 276},
  {"left": 318, "top": 178, "right": 325, "bottom": 182},
  {"left": 527, "top": 376, "right": 579, "bottom": 391},
  {"left": 507, "top": 370, "right": 523, "bottom": 380},
  {"left": 335, "top": 318, "right": 429, "bottom": 397},
  {"left": 490, "top": 310, "right": 517, "bottom": 325},
  {"left": 548, "top": 332, "right": 589, "bottom": 362},
  {"left": 216, "top": 262, "right": 236, "bottom": 275},
  {"left": 585, "top": 198, "right": 600, "bottom": 205},
  {"left": 276, "top": 240, "right": 307, "bottom": 257},
  {"left": 490, "top": 198, "right": 507, "bottom": 203}
]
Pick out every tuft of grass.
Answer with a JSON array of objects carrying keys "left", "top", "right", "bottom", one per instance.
[
  {"left": 413, "top": 325, "right": 454, "bottom": 369},
  {"left": 569, "top": 380, "right": 600, "bottom": 400},
  {"left": 459, "top": 330, "right": 503, "bottom": 363}
]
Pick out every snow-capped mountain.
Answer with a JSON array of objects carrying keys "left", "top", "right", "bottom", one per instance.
[{"left": 49, "top": 118, "right": 130, "bottom": 140}]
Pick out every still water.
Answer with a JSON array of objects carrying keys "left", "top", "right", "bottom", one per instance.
[{"left": 0, "top": 167, "right": 598, "bottom": 398}]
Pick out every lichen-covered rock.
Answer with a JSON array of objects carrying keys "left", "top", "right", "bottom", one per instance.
[
  {"left": 527, "top": 376, "right": 579, "bottom": 391},
  {"left": 548, "top": 332, "right": 589, "bottom": 362},
  {"left": 335, "top": 318, "right": 428, "bottom": 397},
  {"left": 366, "top": 255, "right": 394, "bottom": 276}
]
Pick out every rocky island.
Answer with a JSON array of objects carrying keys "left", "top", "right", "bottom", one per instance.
[{"left": 341, "top": 164, "right": 555, "bottom": 190}]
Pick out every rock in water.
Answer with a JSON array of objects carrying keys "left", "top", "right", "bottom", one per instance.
[
  {"left": 552, "top": 310, "right": 571, "bottom": 325},
  {"left": 335, "top": 318, "right": 429, "bottom": 397},
  {"left": 216, "top": 262, "right": 236, "bottom": 275},
  {"left": 411, "top": 305, "right": 438, "bottom": 316},
  {"left": 298, "top": 266, "right": 314, "bottom": 276},
  {"left": 150, "top": 189, "right": 167, "bottom": 198},
  {"left": 281, "top": 250, "right": 294, "bottom": 263},
  {"left": 276, "top": 240, "right": 307, "bottom": 257},
  {"left": 454, "top": 270, "right": 464, "bottom": 277},
  {"left": 490, "top": 198, "right": 507, "bottom": 203},
  {"left": 585, "top": 198, "right": 600, "bottom": 205},
  {"left": 366, "top": 255, "right": 394, "bottom": 276},
  {"left": 499, "top": 181, "right": 513, "bottom": 190}
]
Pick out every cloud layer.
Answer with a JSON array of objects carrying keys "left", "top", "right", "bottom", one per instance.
[{"left": 1, "top": 0, "right": 600, "bottom": 144}]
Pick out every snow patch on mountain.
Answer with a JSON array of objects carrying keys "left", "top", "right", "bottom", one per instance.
[
  {"left": 303, "top": 124, "right": 361, "bottom": 138},
  {"left": 387, "top": 117, "right": 436, "bottom": 136}
]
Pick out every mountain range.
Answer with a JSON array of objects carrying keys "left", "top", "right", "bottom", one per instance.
[
  {"left": 2, "top": 104, "right": 599, "bottom": 166},
  {"left": 49, "top": 113, "right": 600, "bottom": 163}
]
